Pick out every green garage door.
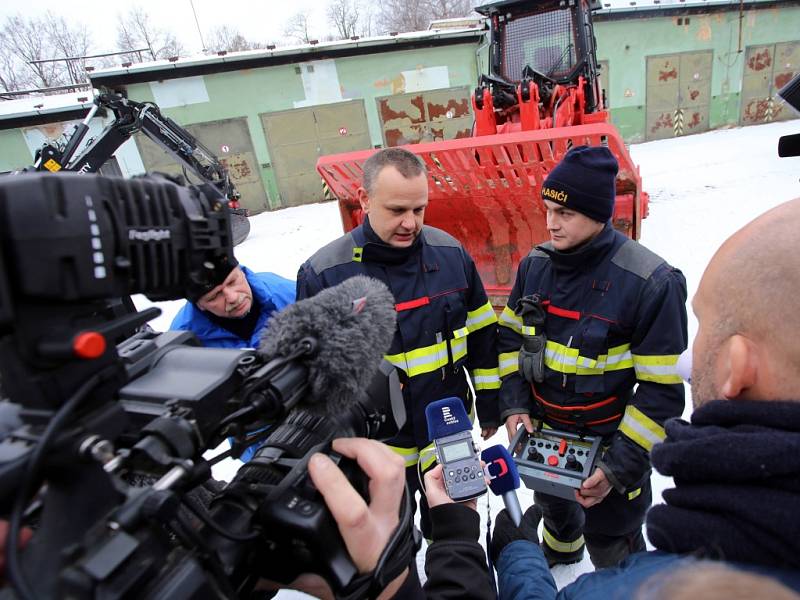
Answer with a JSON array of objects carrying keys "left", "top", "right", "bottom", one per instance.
[
  {"left": 135, "top": 116, "right": 269, "bottom": 214},
  {"left": 646, "top": 51, "right": 712, "bottom": 141},
  {"left": 741, "top": 41, "right": 800, "bottom": 125},
  {"left": 260, "top": 100, "right": 372, "bottom": 208}
]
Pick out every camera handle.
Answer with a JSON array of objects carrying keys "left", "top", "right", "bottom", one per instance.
[{"left": 337, "top": 483, "right": 422, "bottom": 600}]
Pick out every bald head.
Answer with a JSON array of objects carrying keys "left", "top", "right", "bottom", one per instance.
[{"left": 691, "top": 198, "right": 800, "bottom": 405}]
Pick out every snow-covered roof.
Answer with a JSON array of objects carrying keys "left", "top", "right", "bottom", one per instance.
[
  {"left": 0, "top": 90, "right": 95, "bottom": 121},
  {"left": 89, "top": 28, "right": 485, "bottom": 84},
  {"left": 597, "top": 0, "right": 782, "bottom": 15},
  {"left": 428, "top": 16, "right": 485, "bottom": 30}
]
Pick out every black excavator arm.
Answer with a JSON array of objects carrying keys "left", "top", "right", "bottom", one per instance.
[{"left": 33, "top": 92, "right": 250, "bottom": 246}]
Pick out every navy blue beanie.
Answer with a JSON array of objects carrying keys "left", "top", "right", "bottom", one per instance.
[{"left": 541, "top": 145, "right": 618, "bottom": 223}]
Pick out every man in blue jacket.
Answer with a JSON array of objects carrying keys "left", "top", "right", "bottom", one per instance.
[
  {"left": 171, "top": 260, "right": 295, "bottom": 349},
  {"left": 493, "top": 197, "right": 800, "bottom": 598},
  {"left": 498, "top": 145, "right": 688, "bottom": 568},
  {"left": 171, "top": 260, "right": 295, "bottom": 461}
]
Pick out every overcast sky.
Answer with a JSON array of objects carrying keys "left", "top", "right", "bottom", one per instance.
[
  {"left": 0, "top": 0, "right": 331, "bottom": 57},
  {"left": 0, "top": 0, "right": 648, "bottom": 60}
]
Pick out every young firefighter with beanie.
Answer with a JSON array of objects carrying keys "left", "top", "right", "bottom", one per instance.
[{"left": 497, "top": 145, "right": 688, "bottom": 569}]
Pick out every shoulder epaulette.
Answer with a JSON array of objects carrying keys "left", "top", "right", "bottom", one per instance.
[
  {"left": 422, "top": 225, "right": 461, "bottom": 248},
  {"left": 308, "top": 232, "right": 357, "bottom": 273},
  {"left": 611, "top": 239, "right": 665, "bottom": 280},
  {"left": 527, "top": 246, "right": 550, "bottom": 259}
]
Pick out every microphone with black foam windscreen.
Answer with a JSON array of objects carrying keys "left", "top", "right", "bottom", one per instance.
[
  {"left": 256, "top": 275, "right": 399, "bottom": 421},
  {"left": 425, "top": 397, "right": 487, "bottom": 502},
  {"left": 481, "top": 444, "right": 523, "bottom": 527}
]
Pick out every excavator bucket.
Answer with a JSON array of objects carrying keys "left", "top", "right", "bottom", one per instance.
[{"left": 316, "top": 122, "right": 648, "bottom": 308}]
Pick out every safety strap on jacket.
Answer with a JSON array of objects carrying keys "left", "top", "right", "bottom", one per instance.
[{"left": 531, "top": 387, "right": 626, "bottom": 428}]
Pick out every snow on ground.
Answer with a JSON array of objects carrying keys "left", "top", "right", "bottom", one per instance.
[{"left": 133, "top": 118, "right": 800, "bottom": 597}]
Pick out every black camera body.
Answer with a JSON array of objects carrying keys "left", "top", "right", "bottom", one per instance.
[
  {"left": 0, "top": 173, "right": 409, "bottom": 599},
  {"left": 778, "top": 71, "right": 800, "bottom": 158}
]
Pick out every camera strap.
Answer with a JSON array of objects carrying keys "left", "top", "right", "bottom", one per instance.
[{"left": 336, "top": 484, "right": 422, "bottom": 600}]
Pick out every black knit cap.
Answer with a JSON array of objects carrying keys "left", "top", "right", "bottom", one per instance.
[
  {"left": 186, "top": 255, "right": 239, "bottom": 303},
  {"left": 541, "top": 145, "right": 618, "bottom": 223}
]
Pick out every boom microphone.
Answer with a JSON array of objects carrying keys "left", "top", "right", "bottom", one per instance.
[
  {"left": 258, "top": 275, "right": 396, "bottom": 415},
  {"left": 482, "top": 444, "right": 523, "bottom": 526}
]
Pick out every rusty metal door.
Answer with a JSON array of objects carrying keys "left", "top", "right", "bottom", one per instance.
[
  {"left": 377, "top": 86, "right": 473, "bottom": 147},
  {"left": 135, "top": 116, "right": 269, "bottom": 214},
  {"left": 260, "top": 100, "right": 371, "bottom": 207},
  {"left": 645, "top": 51, "right": 712, "bottom": 141},
  {"left": 741, "top": 41, "right": 800, "bottom": 125}
]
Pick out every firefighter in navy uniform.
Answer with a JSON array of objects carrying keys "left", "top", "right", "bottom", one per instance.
[
  {"left": 499, "top": 146, "right": 688, "bottom": 569},
  {"left": 297, "top": 148, "right": 501, "bottom": 537}
]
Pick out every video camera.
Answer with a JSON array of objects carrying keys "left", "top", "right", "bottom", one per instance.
[{"left": 0, "top": 173, "right": 416, "bottom": 599}]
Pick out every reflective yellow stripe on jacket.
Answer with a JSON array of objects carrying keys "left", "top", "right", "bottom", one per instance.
[
  {"left": 543, "top": 342, "right": 633, "bottom": 375},
  {"left": 632, "top": 353, "right": 682, "bottom": 384},
  {"left": 497, "top": 306, "right": 538, "bottom": 336},
  {"left": 499, "top": 305, "right": 523, "bottom": 334},
  {"left": 466, "top": 302, "right": 497, "bottom": 332},
  {"left": 472, "top": 367, "right": 501, "bottom": 390},
  {"left": 385, "top": 301, "right": 497, "bottom": 379},
  {"left": 499, "top": 351, "right": 520, "bottom": 377},
  {"left": 387, "top": 443, "right": 437, "bottom": 469},
  {"left": 618, "top": 405, "right": 666, "bottom": 452},
  {"left": 389, "top": 397, "right": 476, "bottom": 468}
]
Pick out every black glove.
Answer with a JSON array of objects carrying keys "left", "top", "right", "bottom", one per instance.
[
  {"left": 516, "top": 295, "right": 547, "bottom": 383},
  {"left": 490, "top": 506, "right": 542, "bottom": 564},
  {"left": 519, "top": 336, "right": 546, "bottom": 383}
]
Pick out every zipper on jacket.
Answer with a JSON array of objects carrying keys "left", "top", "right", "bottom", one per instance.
[
  {"left": 563, "top": 335, "right": 573, "bottom": 388},
  {"left": 436, "top": 331, "right": 445, "bottom": 380}
]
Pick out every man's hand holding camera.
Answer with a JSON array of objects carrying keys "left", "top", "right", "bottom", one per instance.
[{"left": 262, "top": 438, "right": 409, "bottom": 600}]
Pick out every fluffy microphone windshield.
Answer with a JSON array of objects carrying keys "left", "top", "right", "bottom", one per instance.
[{"left": 258, "top": 275, "right": 396, "bottom": 415}]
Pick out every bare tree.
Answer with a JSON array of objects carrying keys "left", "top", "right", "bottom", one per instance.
[
  {"left": 428, "top": 0, "right": 474, "bottom": 20},
  {"left": 206, "top": 25, "right": 265, "bottom": 53},
  {"left": 284, "top": 11, "right": 315, "bottom": 44},
  {"left": 0, "top": 15, "right": 63, "bottom": 89},
  {"left": 360, "top": 3, "right": 375, "bottom": 37},
  {"left": 0, "top": 45, "right": 24, "bottom": 92},
  {"left": 377, "top": 0, "right": 427, "bottom": 33},
  {"left": 377, "top": 0, "right": 473, "bottom": 33},
  {"left": 116, "top": 7, "right": 185, "bottom": 62},
  {"left": 44, "top": 14, "right": 92, "bottom": 85},
  {"left": 327, "top": 0, "right": 360, "bottom": 39}
]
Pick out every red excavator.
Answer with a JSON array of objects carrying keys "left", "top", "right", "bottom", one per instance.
[{"left": 317, "top": 0, "right": 648, "bottom": 307}]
